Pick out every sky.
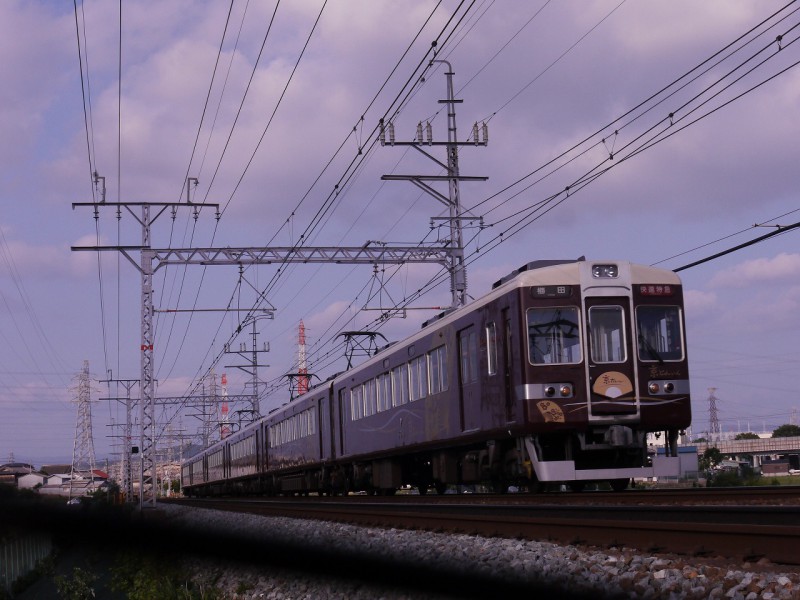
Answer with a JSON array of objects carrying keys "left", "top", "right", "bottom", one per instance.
[{"left": 1, "top": 0, "right": 799, "bottom": 466}]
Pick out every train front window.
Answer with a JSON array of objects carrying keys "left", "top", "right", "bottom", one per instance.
[
  {"left": 527, "top": 307, "right": 581, "bottom": 365},
  {"left": 589, "top": 306, "right": 626, "bottom": 363},
  {"left": 636, "top": 306, "right": 684, "bottom": 362}
]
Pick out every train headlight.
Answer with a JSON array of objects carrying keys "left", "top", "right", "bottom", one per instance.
[
  {"left": 664, "top": 382, "right": 674, "bottom": 393},
  {"left": 545, "top": 386, "right": 556, "bottom": 397},
  {"left": 560, "top": 385, "right": 571, "bottom": 397},
  {"left": 592, "top": 264, "right": 619, "bottom": 278},
  {"left": 648, "top": 382, "right": 660, "bottom": 394}
]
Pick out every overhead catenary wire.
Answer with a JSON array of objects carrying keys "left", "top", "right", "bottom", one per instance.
[
  {"left": 167, "top": 1, "right": 476, "bottom": 409},
  {"left": 253, "top": 5, "right": 800, "bottom": 406}
]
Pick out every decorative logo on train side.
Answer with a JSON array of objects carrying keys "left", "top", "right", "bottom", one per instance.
[
  {"left": 648, "top": 366, "right": 681, "bottom": 379},
  {"left": 536, "top": 400, "right": 565, "bottom": 423},
  {"left": 592, "top": 371, "right": 633, "bottom": 399}
]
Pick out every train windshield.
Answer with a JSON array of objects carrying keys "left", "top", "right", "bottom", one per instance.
[
  {"left": 588, "top": 306, "right": 627, "bottom": 363},
  {"left": 636, "top": 306, "right": 684, "bottom": 362},
  {"left": 527, "top": 307, "right": 581, "bottom": 364}
]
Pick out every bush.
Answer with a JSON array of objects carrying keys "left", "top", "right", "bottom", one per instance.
[
  {"left": 54, "top": 567, "right": 98, "bottom": 600},
  {"left": 707, "top": 470, "right": 743, "bottom": 487},
  {"left": 110, "top": 552, "right": 222, "bottom": 600}
]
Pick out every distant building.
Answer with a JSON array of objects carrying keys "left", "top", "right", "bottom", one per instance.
[
  {"left": 17, "top": 472, "right": 47, "bottom": 490},
  {"left": 0, "top": 463, "right": 36, "bottom": 486},
  {"left": 761, "top": 458, "right": 790, "bottom": 476}
]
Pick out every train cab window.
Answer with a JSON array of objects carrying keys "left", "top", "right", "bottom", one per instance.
[
  {"left": 486, "top": 322, "right": 498, "bottom": 375},
  {"left": 589, "top": 306, "right": 627, "bottom": 363},
  {"left": 636, "top": 306, "right": 684, "bottom": 362},
  {"left": 527, "top": 307, "right": 581, "bottom": 365}
]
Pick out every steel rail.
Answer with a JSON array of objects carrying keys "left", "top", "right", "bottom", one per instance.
[{"left": 170, "top": 496, "right": 800, "bottom": 566}]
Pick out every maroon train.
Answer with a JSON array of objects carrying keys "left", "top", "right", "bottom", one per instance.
[{"left": 181, "top": 259, "right": 691, "bottom": 496}]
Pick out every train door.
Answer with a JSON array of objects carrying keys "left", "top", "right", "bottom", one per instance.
[
  {"left": 337, "top": 387, "right": 347, "bottom": 456},
  {"left": 458, "top": 326, "right": 481, "bottom": 431},
  {"left": 502, "top": 308, "right": 516, "bottom": 423},
  {"left": 584, "top": 297, "right": 638, "bottom": 417},
  {"left": 318, "top": 396, "right": 328, "bottom": 460}
]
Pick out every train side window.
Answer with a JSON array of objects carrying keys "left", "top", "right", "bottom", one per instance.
[
  {"left": 589, "top": 306, "right": 627, "bottom": 363},
  {"left": 428, "top": 345, "right": 448, "bottom": 394},
  {"left": 391, "top": 364, "right": 409, "bottom": 406},
  {"left": 363, "top": 379, "right": 377, "bottom": 417},
  {"left": 527, "top": 307, "right": 581, "bottom": 365},
  {"left": 351, "top": 386, "right": 363, "bottom": 420},
  {"left": 459, "top": 328, "right": 479, "bottom": 383},
  {"left": 486, "top": 322, "right": 497, "bottom": 375},
  {"left": 636, "top": 306, "right": 684, "bottom": 362},
  {"left": 409, "top": 355, "right": 428, "bottom": 401},
  {"left": 377, "top": 373, "right": 391, "bottom": 412}
]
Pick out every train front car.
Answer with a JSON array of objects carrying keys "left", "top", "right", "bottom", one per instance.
[{"left": 518, "top": 260, "right": 691, "bottom": 490}]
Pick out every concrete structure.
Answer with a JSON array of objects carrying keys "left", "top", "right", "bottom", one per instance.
[{"left": 695, "top": 436, "right": 800, "bottom": 472}]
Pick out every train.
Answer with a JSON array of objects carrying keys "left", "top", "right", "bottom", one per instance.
[{"left": 181, "top": 258, "right": 691, "bottom": 496}]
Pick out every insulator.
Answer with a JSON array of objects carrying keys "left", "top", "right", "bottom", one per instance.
[
  {"left": 379, "top": 119, "right": 385, "bottom": 145},
  {"left": 426, "top": 121, "right": 433, "bottom": 145},
  {"left": 482, "top": 122, "right": 489, "bottom": 145},
  {"left": 388, "top": 122, "right": 395, "bottom": 145},
  {"left": 472, "top": 122, "right": 479, "bottom": 145},
  {"left": 416, "top": 122, "right": 423, "bottom": 142}
]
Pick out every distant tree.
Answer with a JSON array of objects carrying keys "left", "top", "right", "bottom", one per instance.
[
  {"left": 734, "top": 432, "right": 760, "bottom": 440},
  {"left": 772, "top": 424, "right": 800, "bottom": 438},
  {"left": 699, "top": 447, "right": 723, "bottom": 471},
  {"left": 692, "top": 437, "right": 708, "bottom": 443}
]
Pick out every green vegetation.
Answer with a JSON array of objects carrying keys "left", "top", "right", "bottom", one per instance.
[
  {"left": 110, "top": 552, "right": 224, "bottom": 600},
  {"left": 55, "top": 566, "right": 98, "bottom": 600},
  {"left": 734, "top": 432, "right": 760, "bottom": 440},
  {"left": 698, "top": 447, "right": 722, "bottom": 471},
  {"left": 771, "top": 424, "right": 800, "bottom": 438}
]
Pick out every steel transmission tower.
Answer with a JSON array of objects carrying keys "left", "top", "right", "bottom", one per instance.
[
  {"left": 298, "top": 321, "right": 309, "bottom": 395},
  {"left": 70, "top": 360, "right": 97, "bottom": 499},
  {"left": 707, "top": 387, "right": 721, "bottom": 439}
]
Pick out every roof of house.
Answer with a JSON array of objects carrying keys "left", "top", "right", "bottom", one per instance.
[{"left": 0, "top": 463, "right": 36, "bottom": 474}]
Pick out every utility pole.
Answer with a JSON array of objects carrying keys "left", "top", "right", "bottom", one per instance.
[
  {"left": 72, "top": 180, "right": 220, "bottom": 509},
  {"left": 380, "top": 61, "right": 488, "bottom": 309},
  {"left": 99, "top": 373, "right": 139, "bottom": 502},
  {"left": 224, "top": 311, "right": 274, "bottom": 420}
]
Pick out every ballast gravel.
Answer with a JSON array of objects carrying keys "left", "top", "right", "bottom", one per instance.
[{"left": 158, "top": 503, "right": 800, "bottom": 600}]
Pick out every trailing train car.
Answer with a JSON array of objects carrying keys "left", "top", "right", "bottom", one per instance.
[{"left": 182, "top": 259, "right": 691, "bottom": 496}]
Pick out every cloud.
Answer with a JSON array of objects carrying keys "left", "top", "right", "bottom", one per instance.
[
  {"left": 684, "top": 289, "right": 717, "bottom": 315},
  {"left": 709, "top": 253, "right": 800, "bottom": 288},
  {"left": 0, "top": 238, "right": 74, "bottom": 280}
]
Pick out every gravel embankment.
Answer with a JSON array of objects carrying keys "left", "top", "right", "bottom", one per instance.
[{"left": 159, "top": 504, "right": 800, "bottom": 600}]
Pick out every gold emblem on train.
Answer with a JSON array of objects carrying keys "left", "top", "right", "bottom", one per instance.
[
  {"left": 536, "top": 400, "right": 565, "bottom": 423},
  {"left": 592, "top": 371, "right": 633, "bottom": 399}
]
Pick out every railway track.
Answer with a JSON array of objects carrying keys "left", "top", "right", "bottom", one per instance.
[{"left": 169, "top": 487, "right": 800, "bottom": 566}]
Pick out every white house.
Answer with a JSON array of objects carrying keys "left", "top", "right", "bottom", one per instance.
[{"left": 17, "top": 472, "right": 47, "bottom": 489}]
